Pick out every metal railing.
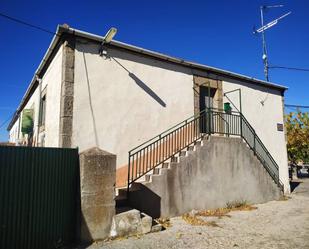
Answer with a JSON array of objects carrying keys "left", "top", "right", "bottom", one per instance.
[{"left": 127, "top": 108, "right": 282, "bottom": 192}]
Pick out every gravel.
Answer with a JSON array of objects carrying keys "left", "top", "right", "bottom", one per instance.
[{"left": 81, "top": 178, "right": 309, "bottom": 249}]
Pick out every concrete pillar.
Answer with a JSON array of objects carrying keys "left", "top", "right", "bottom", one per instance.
[{"left": 79, "top": 147, "right": 116, "bottom": 242}]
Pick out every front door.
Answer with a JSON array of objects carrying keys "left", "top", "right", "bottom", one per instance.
[{"left": 199, "top": 86, "right": 216, "bottom": 133}]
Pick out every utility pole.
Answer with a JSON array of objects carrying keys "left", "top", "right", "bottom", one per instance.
[{"left": 254, "top": 5, "right": 291, "bottom": 81}]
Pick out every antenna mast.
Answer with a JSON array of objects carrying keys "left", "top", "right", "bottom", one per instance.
[{"left": 254, "top": 5, "right": 291, "bottom": 81}]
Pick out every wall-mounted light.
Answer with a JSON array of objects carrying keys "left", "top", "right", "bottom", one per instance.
[{"left": 99, "top": 27, "right": 117, "bottom": 56}]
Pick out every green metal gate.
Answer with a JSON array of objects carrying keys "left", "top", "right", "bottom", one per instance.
[{"left": 0, "top": 146, "right": 79, "bottom": 249}]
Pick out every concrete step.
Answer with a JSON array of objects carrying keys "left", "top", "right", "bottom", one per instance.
[
  {"left": 145, "top": 174, "right": 151, "bottom": 182},
  {"left": 162, "top": 162, "right": 169, "bottom": 168},
  {"left": 123, "top": 144, "right": 203, "bottom": 197},
  {"left": 116, "top": 187, "right": 127, "bottom": 198},
  {"left": 179, "top": 151, "right": 186, "bottom": 157},
  {"left": 187, "top": 145, "right": 195, "bottom": 151},
  {"left": 195, "top": 141, "right": 202, "bottom": 147},
  {"left": 153, "top": 168, "right": 160, "bottom": 174}
]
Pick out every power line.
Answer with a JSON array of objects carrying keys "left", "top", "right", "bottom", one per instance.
[
  {"left": 269, "top": 66, "right": 309, "bottom": 72},
  {"left": 0, "top": 12, "right": 56, "bottom": 36},
  {"left": 0, "top": 113, "right": 14, "bottom": 129},
  {"left": 285, "top": 104, "right": 309, "bottom": 109}
]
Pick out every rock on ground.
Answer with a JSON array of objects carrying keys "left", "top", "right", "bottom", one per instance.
[{"left": 78, "top": 178, "right": 309, "bottom": 249}]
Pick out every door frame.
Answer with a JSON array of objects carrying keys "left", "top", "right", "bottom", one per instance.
[{"left": 193, "top": 75, "right": 223, "bottom": 115}]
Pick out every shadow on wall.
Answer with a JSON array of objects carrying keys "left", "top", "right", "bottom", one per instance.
[
  {"left": 128, "top": 182, "right": 161, "bottom": 219},
  {"left": 82, "top": 52, "right": 99, "bottom": 147},
  {"left": 111, "top": 57, "right": 166, "bottom": 108},
  {"left": 76, "top": 159, "right": 92, "bottom": 246}
]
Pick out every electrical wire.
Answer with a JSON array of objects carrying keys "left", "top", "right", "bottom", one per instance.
[
  {"left": 285, "top": 104, "right": 309, "bottom": 109},
  {"left": 0, "top": 11, "right": 57, "bottom": 132},
  {"left": 0, "top": 12, "right": 57, "bottom": 36},
  {"left": 269, "top": 66, "right": 309, "bottom": 72},
  {"left": 0, "top": 113, "right": 15, "bottom": 129}
]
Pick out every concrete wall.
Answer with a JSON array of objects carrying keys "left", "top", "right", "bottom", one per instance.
[
  {"left": 73, "top": 39, "right": 194, "bottom": 167},
  {"left": 129, "top": 136, "right": 282, "bottom": 218},
  {"left": 221, "top": 79, "right": 289, "bottom": 193}
]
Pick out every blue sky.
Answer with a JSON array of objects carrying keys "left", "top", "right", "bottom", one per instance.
[{"left": 0, "top": 0, "right": 308, "bottom": 141}]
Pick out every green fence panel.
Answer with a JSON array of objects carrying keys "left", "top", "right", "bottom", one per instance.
[{"left": 0, "top": 146, "right": 79, "bottom": 249}]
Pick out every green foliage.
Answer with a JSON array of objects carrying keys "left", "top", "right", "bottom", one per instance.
[{"left": 285, "top": 111, "right": 309, "bottom": 163}]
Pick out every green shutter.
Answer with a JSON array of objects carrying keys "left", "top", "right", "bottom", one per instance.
[{"left": 21, "top": 109, "right": 34, "bottom": 134}]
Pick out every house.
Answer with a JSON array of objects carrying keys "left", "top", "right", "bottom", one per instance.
[{"left": 7, "top": 25, "right": 290, "bottom": 194}]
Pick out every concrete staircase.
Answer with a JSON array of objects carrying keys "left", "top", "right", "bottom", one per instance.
[
  {"left": 115, "top": 136, "right": 208, "bottom": 212},
  {"left": 116, "top": 135, "right": 282, "bottom": 219}
]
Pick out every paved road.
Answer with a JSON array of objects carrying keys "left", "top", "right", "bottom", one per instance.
[{"left": 84, "top": 178, "right": 309, "bottom": 249}]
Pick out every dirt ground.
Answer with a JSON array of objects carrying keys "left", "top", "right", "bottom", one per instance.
[{"left": 83, "top": 178, "right": 309, "bottom": 249}]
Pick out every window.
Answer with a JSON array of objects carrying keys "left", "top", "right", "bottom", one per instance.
[{"left": 39, "top": 95, "right": 46, "bottom": 126}]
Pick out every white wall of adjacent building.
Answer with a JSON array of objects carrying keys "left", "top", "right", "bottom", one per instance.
[
  {"left": 42, "top": 45, "right": 63, "bottom": 147},
  {"left": 9, "top": 116, "right": 20, "bottom": 143},
  {"left": 8, "top": 45, "right": 63, "bottom": 147}
]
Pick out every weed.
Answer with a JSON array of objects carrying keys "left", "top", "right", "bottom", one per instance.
[
  {"left": 182, "top": 200, "right": 257, "bottom": 227},
  {"left": 225, "top": 200, "right": 257, "bottom": 211},
  {"left": 155, "top": 217, "right": 172, "bottom": 229},
  {"left": 182, "top": 213, "right": 220, "bottom": 227},
  {"left": 278, "top": 195, "right": 291, "bottom": 201}
]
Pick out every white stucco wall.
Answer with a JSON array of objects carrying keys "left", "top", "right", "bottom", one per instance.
[
  {"left": 8, "top": 45, "right": 63, "bottom": 146},
  {"left": 222, "top": 79, "right": 289, "bottom": 193},
  {"left": 9, "top": 116, "right": 20, "bottom": 143},
  {"left": 42, "top": 45, "right": 63, "bottom": 147},
  {"left": 73, "top": 39, "right": 194, "bottom": 166}
]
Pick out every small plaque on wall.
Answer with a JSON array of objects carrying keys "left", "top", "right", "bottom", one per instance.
[{"left": 277, "top": 123, "right": 284, "bottom": 131}]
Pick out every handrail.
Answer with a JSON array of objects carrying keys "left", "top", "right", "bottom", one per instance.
[
  {"left": 214, "top": 112, "right": 230, "bottom": 136},
  {"left": 240, "top": 114, "right": 279, "bottom": 170},
  {"left": 129, "top": 108, "right": 239, "bottom": 153},
  {"left": 127, "top": 108, "right": 283, "bottom": 193}
]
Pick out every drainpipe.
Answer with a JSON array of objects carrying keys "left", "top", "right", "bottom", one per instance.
[{"left": 36, "top": 75, "right": 42, "bottom": 146}]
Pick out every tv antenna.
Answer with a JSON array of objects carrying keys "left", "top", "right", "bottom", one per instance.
[{"left": 253, "top": 5, "right": 291, "bottom": 82}]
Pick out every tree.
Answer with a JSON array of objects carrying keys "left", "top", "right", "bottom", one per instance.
[{"left": 285, "top": 111, "right": 309, "bottom": 164}]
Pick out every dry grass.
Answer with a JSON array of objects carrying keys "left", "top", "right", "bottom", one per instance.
[
  {"left": 182, "top": 213, "right": 220, "bottom": 227},
  {"left": 182, "top": 201, "right": 257, "bottom": 227},
  {"left": 225, "top": 200, "right": 257, "bottom": 211},
  {"left": 155, "top": 218, "right": 172, "bottom": 229},
  {"left": 278, "top": 195, "right": 292, "bottom": 201}
]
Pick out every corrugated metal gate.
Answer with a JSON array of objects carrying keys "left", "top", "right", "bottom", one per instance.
[{"left": 0, "top": 146, "right": 79, "bottom": 249}]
